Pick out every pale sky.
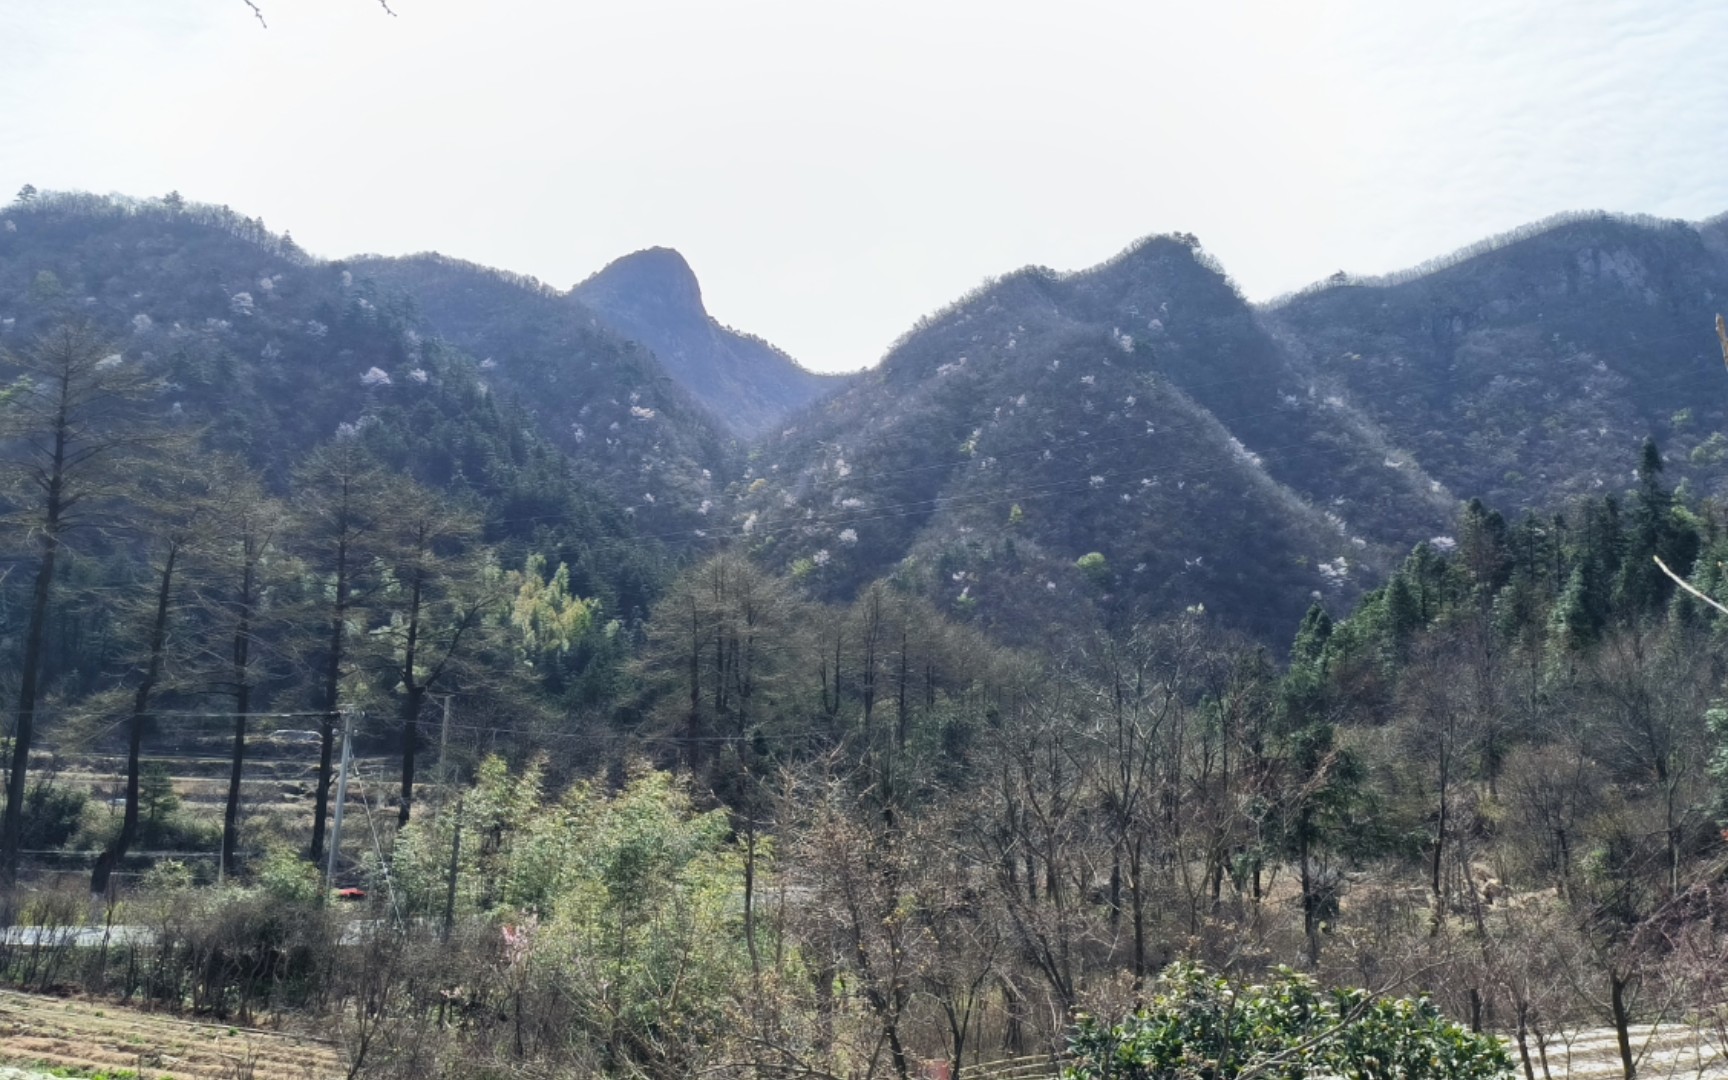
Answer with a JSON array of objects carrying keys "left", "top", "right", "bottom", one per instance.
[{"left": 3, "top": 0, "right": 1726, "bottom": 372}]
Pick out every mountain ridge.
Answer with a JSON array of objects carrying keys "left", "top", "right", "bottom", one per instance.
[{"left": 6, "top": 188, "right": 1728, "bottom": 649}]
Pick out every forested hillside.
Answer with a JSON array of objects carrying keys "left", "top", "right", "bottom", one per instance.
[
  {"left": 1268, "top": 211, "right": 1728, "bottom": 512},
  {"left": 743, "top": 235, "right": 1456, "bottom": 646},
  {"left": 3, "top": 188, "right": 1728, "bottom": 1080}
]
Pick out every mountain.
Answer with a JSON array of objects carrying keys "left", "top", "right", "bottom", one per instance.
[
  {"left": 7, "top": 191, "right": 1727, "bottom": 652},
  {"left": 1264, "top": 211, "right": 1728, "bottom": 515},
  {"left": 737, "top": 236, "right": 1456, "bottom": 647},
  {"left": 345, "top": 251, "right": 740, "bottom": 527},
  {"left": 0, "top": 192, "right": 737, "bottom": 616},
  {"left": 573, "top": 247, "right": 849, "bottom": 438}
]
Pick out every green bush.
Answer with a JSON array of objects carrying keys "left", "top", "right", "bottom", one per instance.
[
  {"left": 1065, "top": 963, "right": 1512, "bottom": 1080},
  {"left": 20, "top": 781, "right": 87, "bottom": 850},
  {"left": 1076, "top": 551, "right": 1111, "bottom": 587}
]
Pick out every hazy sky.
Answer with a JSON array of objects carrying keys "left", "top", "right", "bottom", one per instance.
[{"left": 3, "top": 0, "right": 1725, "bottom": 372}]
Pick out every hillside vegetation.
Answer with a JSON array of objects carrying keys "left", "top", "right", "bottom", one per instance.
[{"left": 1, "top": 188, "right": 1727, "bottom": 1080}]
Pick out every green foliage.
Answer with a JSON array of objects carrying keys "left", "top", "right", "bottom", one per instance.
[
  {"left": 1077, "top": 551, "right": 1111, "bottom": 586},
  {"left": 507, "top": 552, "right": 598, "bottom": 659},
  {"left": 254, "top": 843, "right": 322, "bottom": 904},
  {"left": 1065, "top": 963, "right": 1513, "bottom": 1080},
  {"left": 1708, "top": 703, "right": 1728, "bottom": 827},
  {"left": 141, "top": 763, "right": 178, "bottom": 827},
  {"left": 386, "top": 757, "right": 754, "bottom": 1074},
  {"left": 20, "top": 782, "right": 86, "bottom": 850}
]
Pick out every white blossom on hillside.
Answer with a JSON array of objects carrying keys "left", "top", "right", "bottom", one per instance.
[
  {"left": 361, "top": 367, "right": 391, "bottom": 387},
  {"left": 131, "top": 313, "right": 153, "bottom": 333},
  {"left": 838, "top": 528, "right": 858, "bottom": 545},
  {"left": 1318, "top": 556, "right": 1350, "bottom": 587},
  {"left": 229, "top": 292, "right": 254, "bottom": 316}
]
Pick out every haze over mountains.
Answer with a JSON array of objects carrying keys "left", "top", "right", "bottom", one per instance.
[{"left": 1, "top": 190, "right": 1724, "bottom": 646}]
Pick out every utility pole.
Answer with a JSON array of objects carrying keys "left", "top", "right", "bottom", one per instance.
[{"left": 325, "top": 708, "right": 354, "bottom": 890}]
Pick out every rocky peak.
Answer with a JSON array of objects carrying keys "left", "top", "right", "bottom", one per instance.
[{"left": 575, "top": 246, "right": 706, "bottom": 323}]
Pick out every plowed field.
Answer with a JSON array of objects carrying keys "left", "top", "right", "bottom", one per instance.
[{"left": 0, "top": 988, "right": 344, "bottom": 1079}]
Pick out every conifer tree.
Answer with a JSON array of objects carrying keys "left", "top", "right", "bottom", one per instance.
[
  {"left": 292, "top": 438, "right": 390, "bottom": 866},
  {"left": 0, "top": 326, "right": 160, "bottom": 885},
  {"left": 91, "top": 442, "right": 208, "bottom": 900}
]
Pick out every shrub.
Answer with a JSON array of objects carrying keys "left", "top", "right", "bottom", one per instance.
[
  {"left": 1065, "top": 962, "right": 1512, "bottom": 1080},
  {"left": 20, "top": 781, "right": 87, "bottom": 850},
  {"left": 1076, "top": 551, "right": 1111, "bottom": 586}
]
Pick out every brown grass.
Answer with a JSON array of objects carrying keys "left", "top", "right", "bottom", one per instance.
[{"left": 0, "top": 988, "right": 343, "bottom": 1080}]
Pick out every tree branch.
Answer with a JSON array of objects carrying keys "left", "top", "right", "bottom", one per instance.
[{"left": 1653, "top": 555, "right": 1728, "bottom": 618}]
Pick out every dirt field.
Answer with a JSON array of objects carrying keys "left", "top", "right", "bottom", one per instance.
[{"left": 0, "top": 988, "right": 345, "bottom": 1080}]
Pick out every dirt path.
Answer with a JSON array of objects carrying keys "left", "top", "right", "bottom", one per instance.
[
  {"left": 1530, "top": 1023, "right": 1728, "bottom": 1080},
  {"left": 0, "top": 988, "right": 346, "bottom": 1080}
]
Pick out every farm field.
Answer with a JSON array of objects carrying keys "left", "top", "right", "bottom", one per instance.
[
  {"left": 21, "top": 736, "right": 403, "bottom": 890},
  {"left": 0, "top": 988, "right": 345, "bottom": 1080}
]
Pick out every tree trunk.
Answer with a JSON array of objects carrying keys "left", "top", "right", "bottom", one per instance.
[
  {"left": 398, "top": 685, "right": 424, "bottom": 827},
  {"left": 1130, "top": 834, "right": 1147, "bottom": 981},
  {"left": 92, "top": 542, "right": 179, "bottom": 899},
  {"left": 311, "top": 537, "right": 350, "bottom": 865},
  {"left": 222, "top": 556, "right": 255, "bottom": 880},
  {"left": 743, "top": 816, "right": 760, "bottom": 977},
  {"left": 1, "top": 418, "right": 67, "bottom": 886},
  {"left": 1300, "top": 829, "right": 1320, "bottom": 966},
  {"left": 398, "top": 570, "right": 424, "bottom": 827},
  {"left": 1610, "top": 969, "right": 1636, "bottom": 1080}
]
